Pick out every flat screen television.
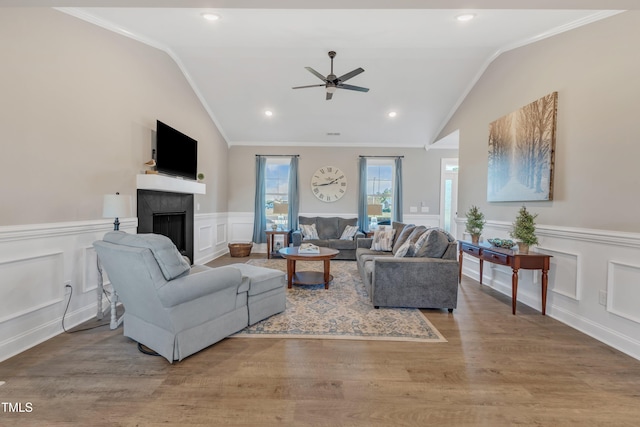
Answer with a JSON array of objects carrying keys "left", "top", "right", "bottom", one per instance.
[{"left": 156, "top": 120, "right": 197, "bottom": 180}]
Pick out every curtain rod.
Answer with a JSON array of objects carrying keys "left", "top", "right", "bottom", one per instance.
[
  {"left": 255, "top": 154, "right": 299, "bottom": 157},
  {"left": 359, "top": 155, "right": 404, "bottom": 158}
]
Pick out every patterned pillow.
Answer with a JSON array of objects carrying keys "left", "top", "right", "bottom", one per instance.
[
  {"left": 340, "top": 224, "right": 359, "bottom": 240},
  {"left": 393, "top": 239, "right": 415, "bottom": 258},
  {"left": 370, "top": 226, "right": 396, "bottom": 252},
  {"left": 300, "top": 223, "right": 319, "bottom": 240}
]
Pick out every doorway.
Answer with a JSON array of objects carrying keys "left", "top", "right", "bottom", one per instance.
[{"left": 440, "top": 158, "right": 459, "bottom": 237}]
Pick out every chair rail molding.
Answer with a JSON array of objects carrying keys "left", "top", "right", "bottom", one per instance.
[{"left": 0, "top": 218, "right": 137, "bottom": 363}]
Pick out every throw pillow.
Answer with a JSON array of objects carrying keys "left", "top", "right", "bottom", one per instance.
[
  {"left": 391, "top": 222, "right": 411, "bottom": 247},
  {"left": 407, "top": 226, "right": 428, "bottom": 244},
  {"left": 300, "top": 223, "right": 319, "bottom": 240},
  {"left": 427, "top": 226, "right": 456, "bottom": 242},
  {"left": 340, "top": 224, "right": 359, "bottom": 240},
  {"left": 370, "top": 226, "right": 396, "bottom": 251},
  {"left": 393, "top": 239, "right": 415, "bottom": 258},
  {"left": 392, "top": 224, "right": 416, "bottom": 254},
  {"left": 414, "top": 229, "right": 450, "bottom": 258}
]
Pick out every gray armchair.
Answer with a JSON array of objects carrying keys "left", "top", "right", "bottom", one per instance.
[{"left": 93, "top": 231, "right": 285, "bottom": 363}]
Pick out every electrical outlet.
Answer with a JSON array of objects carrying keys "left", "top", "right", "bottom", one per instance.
[
  {"left": 64, "top": 281, "right": 72, "bottom": 294},
  {"left": 598, "top": 290, "right": 607, "bottom": 306},
  {"left": 409, "top": 206, "right": 418, "bottom": 213},
  {"left": 421, "top": 206, "right": 429, "bottom": 213}
]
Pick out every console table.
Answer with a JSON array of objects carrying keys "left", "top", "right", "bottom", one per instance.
[{"left": 458, "top": 241, "right": 552, "bottom": 315}]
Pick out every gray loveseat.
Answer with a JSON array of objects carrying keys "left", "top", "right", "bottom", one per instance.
[
  {"left": 93, "top": 231, "right": 286, "bottom": 363},
  {"left": 291, "top": 216, "right": 364, "bottom": 260},
  {"left": 356, "top": 223, "right": 459, "bottom": 311}
]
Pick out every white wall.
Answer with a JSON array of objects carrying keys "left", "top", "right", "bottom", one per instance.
[
  {"left": 0, "top": 8, "right": 229, "bottom": 362},
  {"left": 443, "top": 11, "right": 640, "bottom": 359}
]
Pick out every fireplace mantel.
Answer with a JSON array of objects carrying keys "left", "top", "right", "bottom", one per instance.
[{"left": 136, "top": 174, "right": 206, "bottom": 195}]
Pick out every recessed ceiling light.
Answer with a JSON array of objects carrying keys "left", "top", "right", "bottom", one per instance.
[
  {"left": 264, "top": 110, "right": 273, "bottom": 117},
  {"left": 388, "top": 111, "right": 397, "bottom": 118},
  {"left": 201, "top": 13, "right": 220, "bottom": 21},
  {"left": 456, "top": 13, "right": 476, "bottom": 22}
]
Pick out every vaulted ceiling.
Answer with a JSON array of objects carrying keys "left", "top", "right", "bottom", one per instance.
[{"left": 30, "top": 1, "right": 633, "bottom": 148}]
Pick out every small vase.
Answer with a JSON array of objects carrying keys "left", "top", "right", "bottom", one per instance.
[
  {"left": 471, "top": 234, "right": 480, "bottom": 244},
  {"left": 517, "top": 242, "right": 529, "bottom": 254}
]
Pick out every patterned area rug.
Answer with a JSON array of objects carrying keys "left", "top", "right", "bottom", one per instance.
[{"left": 232, "top": 259, "right": 446, "bottom": 343}]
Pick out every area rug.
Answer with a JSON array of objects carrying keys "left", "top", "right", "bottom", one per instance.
[{"left": 232, "top": 259, "right": 446, "bottom": 343}]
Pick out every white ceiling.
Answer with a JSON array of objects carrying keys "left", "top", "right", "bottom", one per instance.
[{"left": 45, "top": 1, "right": 630, "bottom": 148}]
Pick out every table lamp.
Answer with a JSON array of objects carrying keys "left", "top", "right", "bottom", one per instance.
[
  {"left": 273, "top": 202, "right": 288, "bottom": 229},
  {"left": 103, "top": 192, "right": 132, "bottom": 231},
  {"left": 367, "top": 204, "right": 383, "bottom": 231}
]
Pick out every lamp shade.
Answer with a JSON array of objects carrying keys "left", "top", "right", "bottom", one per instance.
[
  {"left": 367, "top": 204, "right": 383, "bottom": 216},
  {"left": 273, "top": 202, "right": 288, "bottom": 215},
  {"left": 103, "top": 193, "right": 132, "bottom": 219}
]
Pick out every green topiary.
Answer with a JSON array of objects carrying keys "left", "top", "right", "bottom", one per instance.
[
  {"left": 464, "top": 205, "right": 486, "bottom": 237},
  {"left": 510, "top": 206, "right": 539, "bottom": 246}
]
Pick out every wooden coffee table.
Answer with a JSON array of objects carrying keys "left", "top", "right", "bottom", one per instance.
[{"left": 278, "top": 247, "right": 339, "bottom": 289}]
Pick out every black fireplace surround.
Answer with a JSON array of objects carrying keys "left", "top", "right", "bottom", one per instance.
[{"left": 137, "top": 189, "right": 194, "bottom": 264}]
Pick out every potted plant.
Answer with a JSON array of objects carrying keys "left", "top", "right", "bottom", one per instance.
[
  {"left": 464, "top": 205, "right": 486, "bottom": 244},
  {"left": 510, "top": 206, "right": 539, "bottom": 253},
  {"left": 197, "top": 173, "right": 205, "bottom": 182}
]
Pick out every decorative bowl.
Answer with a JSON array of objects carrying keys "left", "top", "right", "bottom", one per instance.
[{"left": 487, "top": 238, "right": 516, "bottom": 249}]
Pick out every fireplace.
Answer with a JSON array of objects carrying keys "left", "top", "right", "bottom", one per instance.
[{"left": 137, "top": 189, "right": 194, "bottom": 264}]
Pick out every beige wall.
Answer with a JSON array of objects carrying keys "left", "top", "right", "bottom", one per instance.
[
  {"left": 228, "top": 145, "right": 458, "bottom": 215},
  {"left": 438, "top": 11, "right": 640, "bottom": 233},
  {"left": 0, "top": 8, "right": 228, "bottom": 226}
]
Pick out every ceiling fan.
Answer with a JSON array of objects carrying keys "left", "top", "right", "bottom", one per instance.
[{"left": 292, "top": 51, "right": 369, "bottom": 100}]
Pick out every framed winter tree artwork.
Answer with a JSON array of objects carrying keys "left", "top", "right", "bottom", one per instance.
[{"left": 487, "top": 92, "right": 557, "bottom": 202}]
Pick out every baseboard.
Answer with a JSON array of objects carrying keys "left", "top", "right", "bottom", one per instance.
[{"left": 0, "top": 301, "right": 103, "bottom": 363}]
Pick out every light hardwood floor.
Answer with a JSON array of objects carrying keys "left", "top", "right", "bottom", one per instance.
[{"left": 1, "top": 254, "right": 639, "bottom": 426}]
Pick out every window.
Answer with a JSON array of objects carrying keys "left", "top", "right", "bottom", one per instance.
[
  {"left": 367, "top": 160, "right": 394, "bottom": 225},
  {"left": 265, "top": 158, "right": 290, "bottom": 229}
]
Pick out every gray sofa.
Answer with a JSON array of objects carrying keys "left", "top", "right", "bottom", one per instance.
[
  {"left": 356, "top": 223, "right": 459, "bottom": 311},
  {"left": 291, "top": 216, "right": 364, "bottom": 260},
  {"left": 93, "top": 231, "right": 285, "bottom": 363}
]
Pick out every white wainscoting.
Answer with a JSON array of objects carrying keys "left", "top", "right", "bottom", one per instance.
[
  {"left": 227, "top": 212, "right": 255, "bottom": 245},
  {"left": 456, "top": 218, "right": 640, "bottom": 360},
  {"left": 0, "top": 213, "right": 233, "bottom": 362},
  {"left": 0, "top": 218, "right": 137, "bottom": 363},
  {"left": 8, "top": 213, "right": 638, "bottom": 362},
  {"left": 193, "top": 212, "right": 228, "bottom": 265}
]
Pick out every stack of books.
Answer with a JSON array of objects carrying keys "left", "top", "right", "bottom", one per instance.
[{"left": 299, "top": 243, "right": 320, "bottom": 254}]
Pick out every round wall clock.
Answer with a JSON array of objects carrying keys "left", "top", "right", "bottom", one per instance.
[{"left": 311, "top": 166, "right": 347, "bottom": 202}]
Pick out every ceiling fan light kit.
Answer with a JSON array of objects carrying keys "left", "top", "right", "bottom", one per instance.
[{"left": 292, "top": 50, "right": 369, "bottom": 100}]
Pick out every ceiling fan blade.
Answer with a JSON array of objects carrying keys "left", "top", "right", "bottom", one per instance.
[
  {"left": 292, "top": 84, "right": 325, "bottom": 89},
  {"left": 305, "top": 67, "right": 328, "bottom": 82},
  {"left": 326, "top": 92, "right": 333, "bottom": 101},
  {"left": 338, "top": 67, "right": 364, "bottom": 82},
  {"left": 339, "top": 83, "right": 369, "bottom": 92}
]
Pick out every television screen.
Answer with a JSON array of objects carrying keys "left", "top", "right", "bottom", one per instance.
[{"left": 156, "top": 120, "right": 197, "bottom": 180}]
